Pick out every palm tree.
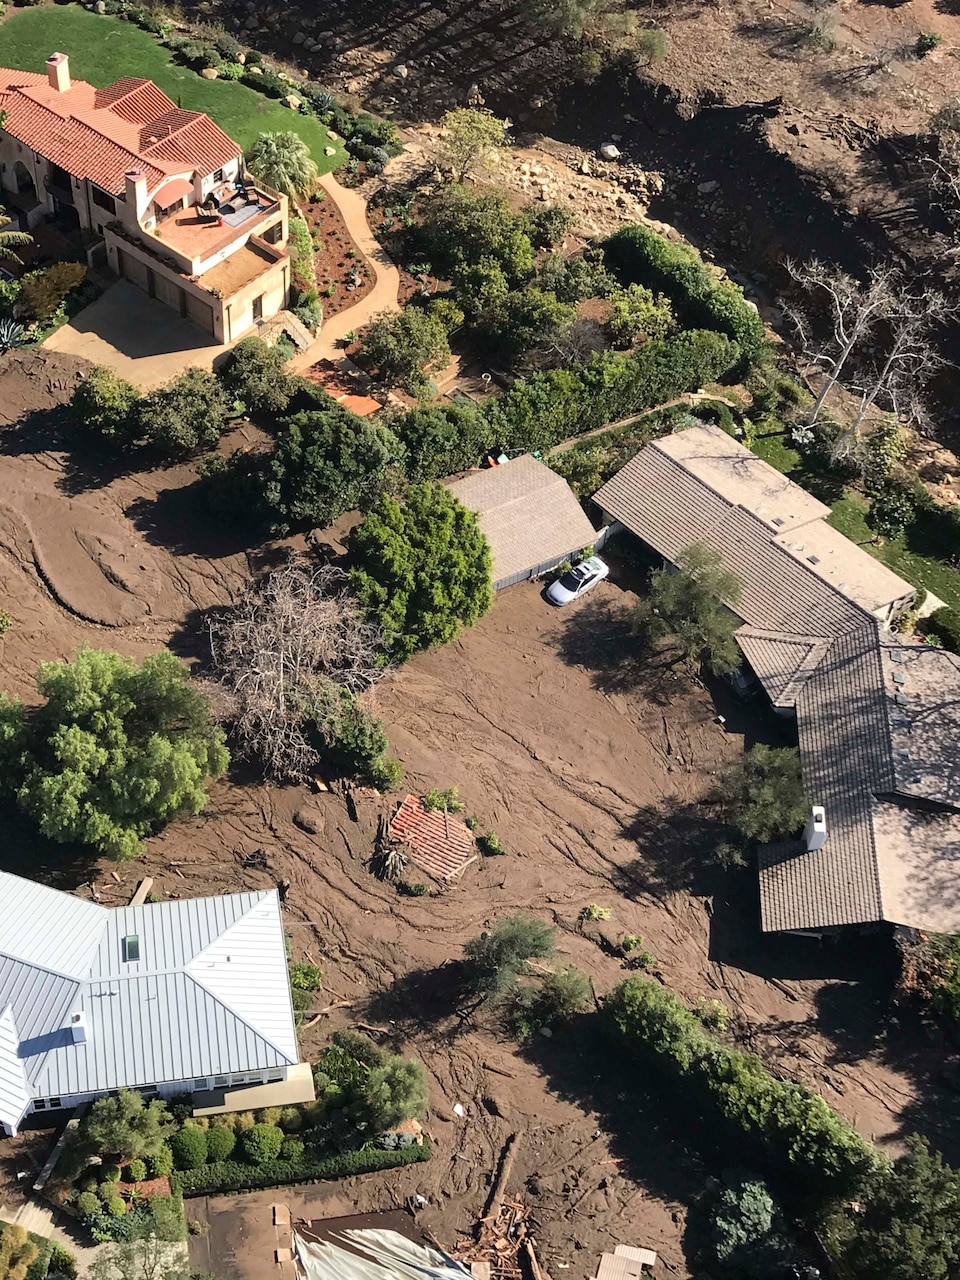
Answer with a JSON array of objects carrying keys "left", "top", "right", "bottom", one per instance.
[
  {"left": 245, "top": 132, "right": 318, "bottom": 201},
  {"left": 0, "top": 206, "right": 31, "bottom": 264}
]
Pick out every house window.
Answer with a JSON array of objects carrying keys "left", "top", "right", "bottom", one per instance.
[
  {"left": 33, "top": 1099, "right": 47, "bottom": 1111},
  {"left": 48, "top": 1097, "right": 61, "bottom": 1109},
  {"left": 154, "top": 197, "right": 183, "bottom": 224},
  {"left": 91, "top": 186, "right": 116, "bottom": 215},
  {"left": 122, "top": 934, "right": 140, "bottom": 963},
  {"left": 213, "top": 1075, "right": 229, "bottom": 1087},
  {"left": 266, "top": 1069, "right": 283, "bottom": 1083},
  {"left": 212, "top": 168, "right": 223, "bottom": 184},
  {"left": 193, "top": 1079, "right": 208, "bottom": 1090},
  {"left": 262, "top": 221, "right": 283, "bottom": 245}
]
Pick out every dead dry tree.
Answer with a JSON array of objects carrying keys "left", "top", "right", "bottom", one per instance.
[
  {"left": 207, "top": 560, "right": 386, "bottom": 782},
  {"left": 923, "top": 101, "right": 960, "bottom": 240},
  {"left": 784, "top": 258, "right": 949, "bottom": 456}
]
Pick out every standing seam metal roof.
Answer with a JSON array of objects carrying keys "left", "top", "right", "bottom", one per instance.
[{"left": 0, "top": 873, "right": 299, "bottom": 1127}]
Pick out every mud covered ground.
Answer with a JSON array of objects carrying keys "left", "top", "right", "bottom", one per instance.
[{"left": 2, "top": 349, "right": 959, "bottom": 1275}]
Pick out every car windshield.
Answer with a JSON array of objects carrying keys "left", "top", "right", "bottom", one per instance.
[{"left": 559, "top": 565, "right": 592, "bottom": 590}]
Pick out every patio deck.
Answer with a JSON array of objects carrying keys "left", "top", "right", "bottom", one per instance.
[
  {"left": 201, "top": 238, "right": 283, "bottom": 295},
  {"left": 153, "top": 190, "right": 281, "bottom": 266}
]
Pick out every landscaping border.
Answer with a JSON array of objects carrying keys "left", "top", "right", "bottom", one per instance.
[{"left": 171, "top": 1140, "right": 430, "bottom": 1197}]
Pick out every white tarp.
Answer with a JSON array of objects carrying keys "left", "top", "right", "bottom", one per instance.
[{"left": 293, "top": 1227, "right": 473, "bottom": 1280}]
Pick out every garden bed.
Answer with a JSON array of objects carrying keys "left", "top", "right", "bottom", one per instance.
[{"left": 300, "top": 191, "right": 376, "bottom": 320}]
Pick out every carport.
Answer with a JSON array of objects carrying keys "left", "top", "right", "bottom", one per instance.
[{"left": 446, "top": 455, "right": 600, "bottom": 591}]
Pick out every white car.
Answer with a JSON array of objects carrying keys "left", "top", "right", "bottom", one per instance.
[{"left": 545, "top": 555, "right": 609, "bottom": 605}]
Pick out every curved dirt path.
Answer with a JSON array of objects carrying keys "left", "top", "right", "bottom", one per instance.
[{"left": 291, "top": 172, "right": 401, "bottom": 370}]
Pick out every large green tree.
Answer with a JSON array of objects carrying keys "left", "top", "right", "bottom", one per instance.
[
  {"left": 826, "top": 1136, "right": 960, "bottom": 1280},
  {"left": 265, "top": 402, "right": 405, "bottom": 533},
  {"left": 246, "top": 131, "right": 318, "bottom": 199},
  {"left": 81, "top": 1089, "right": 177, "bottom": 1162},
  {"left": 437, "top": 107, "right": 509, "bottom": 184},
  {"left": 358, "top": 308, "right": 450, "bottom": 395},
  {"left": 218, "top": 336, "right": 294, "bottom": 416},
  {"left": 722, "top": 744, "right": 808, "bottom": 844},
  {"left": 0, "top": 648, "right": 228, "bottom": 859},
  {"left": 350, "top": 484, "right": 493, "bottom": 662},
  {"left": 70, "top": 365, "right": 140, "bottom": 445},
  {"left": 633, "top": 542, "right": 742, "bottom": 675}
]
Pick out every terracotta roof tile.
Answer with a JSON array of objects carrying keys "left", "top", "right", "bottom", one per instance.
[
  {"left": 389, "top": 795, "right": 478, "bottom": 881},
  {"left": 0, "top": 64, "right": 239, "bottom": 196}
]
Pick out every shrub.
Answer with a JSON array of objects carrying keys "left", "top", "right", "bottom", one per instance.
[
  {"left": 602, "top": 224, "right": 767, "bottom": 370},
  {"left": 280, "top": 1137, "right": 305, "bottom": 1161},
  {"left": 171, "top": 1139, "right": 430, "bottom": 1195},
  {"left": 125, "top": 1158, "right": 147, "bottom": 1183},
  {"left": 350, "top": 484, "right": 492, "bottom": 662},
  {"left": 916, "top": 30, "right": 942, "bottom": 56},
  {"left": 80, "top": 1090, "right": 176, "bottom": 1162},
  {"left": 636, "top": 26, "right": 667, "bottom": 64},
  {"left": 76, "top": 1191, "right": 101, "bottom": 1217},
  {"left": 606, "top": 977, "right": 879, "bottom": 1198},
  {"left": 70, "top": 365, "right": 140, "bottom": 445},
  {"left": 357, "top": 307, "right": 450, "bottom": 394},
  {"left": 488, "top": 331, "right": 740, "bottom": 456},
  {"left": 867, "top": 481, "right": 918, "bottom": 540},
  {"left": 930, "top": 607, "right": 960, "bottom": 655},
  {"left": 232, "top": 1111, "right": 256, "bottom": 1132},
  {"left": 101, "top": 1164, "right": 122, "bottom": 1182},
  {"left": 510, "top": 964, "right": 592, "bottom": 1037},
  {"left": 694, "top": 997, "right": 730, "bottom": 1033},
  {"left": 524, "top": 203, "right": 576, "bottom": 249},
  {"left": 392, "top": 400, "right": 490, "bottom": 482},
  {"left": 422, "top": 786, "right": 464, "bottom": 813},
  {"left": 363, "top": 1057, "right": 428, "bottom": 1132},
  {"left": 136, "top": 366, "right": 231, "bottom": 455},
  {"left": 464, "top": 914, "right": 556, "bottom": 998},
  {"left": 605, "top": 283, "right": 674, "bottom": 348},
  {"left": 170, "top": 1126, "right": 208, "bottom": 1171},
  {"left": 18, "top": 262, "right": 86, "bottom": 323},
  {"left": 218, "top": 336, "right": 294, "bottom": 416},
  {"left": 204, "top": 1125, "right": 236, "bottom": 1162},
  {"left": 477, "top": 831, "right": 505, "bottom": 856},
  {"left": 289, "top": 961, "right": 323, "bottom": 992},
  {"left": 287, "top": 216, "right": 316, "bottom": 303},
  {"left": 0, "top": 649, "right": 228, "bottom": 860},
  {"left": 148, "top": 1144, "right": 174, "bottom": 1178},
  {"left": 241, "top": 1123, "right": 285, "bottom": 1165},
  {"left": 105, "top": 1196, "right": 127, "bottom": 1217},
  {"left": 332, "top": 1028, "right": 387, "bottom": 1069},
  {"left": 279, "top": 1107, "right": 304, "bottom": 1133},
  {"left": 294, "top": 300, "right": 324, "bottom": 330},
  {"left": 399, "top": 881, "right": 429, "bottom": 896}
]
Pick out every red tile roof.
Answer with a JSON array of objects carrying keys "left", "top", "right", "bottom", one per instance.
[
  {"left": 0, "top": 64, "right": 240, "bottom": 197},
  {"left": 388, "top": 795, "right": 478, "bottom": 881}
]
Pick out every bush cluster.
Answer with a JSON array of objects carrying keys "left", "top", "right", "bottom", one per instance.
[
  {"left": 70, "top": 365, "right": 234, "bottom": 456},
  {"left": 172, "top": 1139, "right": 429, "bottom": 1196},
  {"left": 602, "top": 224, "right": 768, "bottom": 371},
  {"left": 930, "top": 606, "right": 960, "bottom": 654},
  {"left": 606, "top": 977, "right": 880, "bottom": 1199}
]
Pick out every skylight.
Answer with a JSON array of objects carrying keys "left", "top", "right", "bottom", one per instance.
[{"left": 122, "top": 934, "right": 140, "bottom": 963}]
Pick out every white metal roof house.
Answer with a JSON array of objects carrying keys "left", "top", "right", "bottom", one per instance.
[
  {"left": 0, "top": 872, "right": 313, "bottom": 1136},
  {"left": 594, "top": 424, "right": 960, "bottom": 937}
]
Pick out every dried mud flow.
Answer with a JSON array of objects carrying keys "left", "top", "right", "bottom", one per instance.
[{"left": 0, "top": 348, "right": 956, "bottom": 1277}]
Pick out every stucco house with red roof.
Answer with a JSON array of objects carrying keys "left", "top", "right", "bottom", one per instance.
[{"left": 0, "top": 52, "right": 291, "bottom": 342}]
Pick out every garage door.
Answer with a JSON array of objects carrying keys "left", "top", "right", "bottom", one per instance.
[
  {"left": 185, "top": 292, "right": 215, "bottom": 335},
  {"left": 117, "top": 248, "right": 148, "bottom": 291}
]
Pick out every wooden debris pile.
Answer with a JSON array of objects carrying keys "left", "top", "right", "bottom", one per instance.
[{"left": 450, "top": 1135, "right": 552, "bottom": 1280}]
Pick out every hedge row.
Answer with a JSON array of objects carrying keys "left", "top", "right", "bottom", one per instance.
[
  {"left": 171, "top": 1138, "right": 430, "bottom": 1196},
  {"left": 602, "top": 224, "right": 768, "bottom": 372},
  {"left": 486, "top": 329, "right": 740, "bottom": 457},
  {"left": 606, "top": 977, "right": 880, "bottom": 1200}
]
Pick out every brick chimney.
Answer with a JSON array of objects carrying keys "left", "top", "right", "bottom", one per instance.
[{"left": 45, "top": 52, "right": 70, "bottom": 93}]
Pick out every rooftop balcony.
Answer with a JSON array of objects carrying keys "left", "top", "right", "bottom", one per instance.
[{"left": 147, "top": 182, "right": 284, "bottom": 275}]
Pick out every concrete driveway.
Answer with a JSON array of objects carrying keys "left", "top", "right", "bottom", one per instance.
[{"left": 44, "top": 280, "right": 227, "bottom": 391}]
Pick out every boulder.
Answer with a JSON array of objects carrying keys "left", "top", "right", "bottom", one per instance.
[
  {"left": 324, "top": 146, "right": 336, "bottom": 156},
  {"left": 292, "top": 30, "right": 306, "bottom": 44},
  {"left": 394, "top": 63, "right": 409, "bottom": 79},
  {"left": 236, "top": 51, "right": 246, "bottom": 64},
  {"left": 94, "top": 0, "right": 107, "bottom": 12},
  {"left": 200, "top": 67, "right": 219, "bottom": 79},
  {"left": 697, "top": 179, "right": 718, "bottom": 195},
  {"left": 599, "top": 143, "right": 621, "bottom": 160},
  {"left": 283, "top": 94, "right": 303, "bottom": 109},
  {"left": 293, "top": 806, "right": 324, "bottom": 835}
]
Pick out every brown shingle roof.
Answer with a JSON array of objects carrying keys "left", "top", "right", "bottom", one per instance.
[
  {"left": 596, "top": 426, "right": 960, "bottom": 935},
  {"left": 448, "top": 455, "right": 598, "bottom": 588},
  {"left": 0, "top": 64, "right": 239, "bottom": 196}
]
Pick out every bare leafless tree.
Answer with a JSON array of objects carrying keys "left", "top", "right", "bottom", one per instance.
[
  {"left": 923, "top": 102, "right": 960, "bottom": 238},
  {"left": 841, "top": 284, "right": 951, "bottom": 448},
  {"left": 784, "top": 257, "right": 898, "bottom": 429},
  {"left": 207, "top": 561, "right": 386, "bottom": 782}
]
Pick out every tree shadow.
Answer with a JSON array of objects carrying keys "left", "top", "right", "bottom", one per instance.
[
  {"left": 0, "top": 798, "right": 102, "bottom": 890},
  {"left": 363, "top": 960, "right": 480, "bottom": 1041},
  {"left": 550, "top": 596, "right": 692, "bottom": 703},
  {"left": 612, "top": 795, "right": 731, "bottom": 899},
  {"left": 124, "top": 480, "right": 266, "bottom": 560},
  {"left": 0, "top": 404, "right": 71, "bottom": 458}
]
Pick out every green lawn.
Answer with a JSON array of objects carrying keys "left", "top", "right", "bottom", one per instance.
[
  {"left": 0, "top": 5, "right": 345, "bottom": 171},
  {"left": 753, "top": 426, "right": 960, "bottom": 610}
]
